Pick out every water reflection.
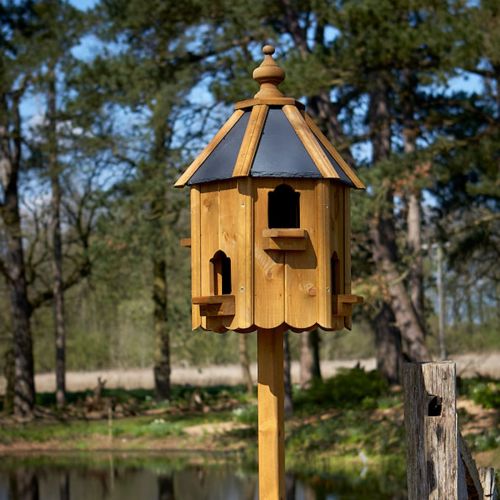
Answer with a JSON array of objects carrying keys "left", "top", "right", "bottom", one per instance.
[{"left": 0, "top": 454, "right": 406, "bottom": 500}]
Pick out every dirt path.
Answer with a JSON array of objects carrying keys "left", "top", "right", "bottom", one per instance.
[{"left": 0, "top": 352, "right": 498, "bottom": 394}]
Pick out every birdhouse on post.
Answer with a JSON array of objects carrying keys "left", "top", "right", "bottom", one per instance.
[
  {"left": 176, "top": 45, "right": 364, "bottom": 333},
  {"left": 175, "top": 45, "right": 364, "bottom": 499}
]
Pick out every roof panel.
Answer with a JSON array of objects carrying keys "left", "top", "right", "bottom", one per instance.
[
  {"left": 317, "top": 141, "right": 355, "bottom": 187},
  {"left": 188, "top": 111, "right": 250, "bottom": 185},
  {"left": 250, "top": 108, "right": 322, "bottom": 178}
]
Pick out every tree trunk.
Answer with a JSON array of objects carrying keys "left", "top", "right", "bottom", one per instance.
[
  {"left": 157, "top": 474, "right": 174, "bottom": 500},
  {"left": 239, "top": 333, "right": 253, "bottom": 395},
  {"left": 368, "top": 78, "right": 430, "bottom": 362},
  {"left": 465, "top": 270, "right": 473, "bottom": 327},
  {"left": 48, "top": 67, "right": 66, "bottom": 408},
  {"left": 407, "top": 190, "right": 424, "bottom": 319},
  {"left": 3, "top": 345, "right": 15, "bottom": 413},
  {"left": 150, "top": 117, "right": 171, "bottom": 401},
  {"left": 283, "top": 331, "right": 293, "bottom": 416},
  {"left": 1, "top": 163, "right": 36, "bottom": 418},
  {"left": 1, "top": 89, "right": 36, "bottom": 418},
  {"left": 373, "top": 302, "right": 402, "bottom": 385},
  {"left": 153, "top": 256, "right": 170, "bottom": 400},
  {"left": 299, "top": 329, "right": 321, "bottom": 388},
  {"left": 9, "top": 468, "right": 39, "bottom": 500},
  {"left": 402, "top": 72, "right": 425, "bottom": 324},
  {"left": 477, "top": 285, "right": 484, "bottom": 325}
]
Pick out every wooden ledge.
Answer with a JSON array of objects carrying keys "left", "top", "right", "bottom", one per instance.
[
  {"left": 332, "top": 294, "right": 363, "bottom": 317},
  {"left": 234, "top": 97, "right": 305, "bottom": 110},
  {"left": 262, "top": 228, "right": 307, "bottom": 251},
  {"left": 193, "top": 295, "right": 235, "bottom": 317},
  {"left": 180, "top": 238, "right": 191, "bottom": 248},
  {"left": 263, "top": 228, "right": 306, "bottom": 238}
]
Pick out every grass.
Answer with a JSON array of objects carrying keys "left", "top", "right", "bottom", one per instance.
[
  {"left": 1, "top": 369, "right": 498, "bottom": 468},
  {"left": 0, "top": 411, "right": 234, "bottom": 447}
]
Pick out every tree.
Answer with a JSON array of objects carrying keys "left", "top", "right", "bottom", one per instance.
[
  {"left": 0, "top": 2, "right": 38, "bottom": 417},
  {"left": 35, "top": 0, "right": 84, "bottom": 408},
  {"left": 91, "top": 0, "right": 214, "bottom": 399}
]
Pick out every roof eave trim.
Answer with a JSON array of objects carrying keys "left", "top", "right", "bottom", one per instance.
[
  {"left": 174, "top": 109, "right": 245, "bottom": 188},
  {"left": 304, "top": 113, "right": 366, "bottom": 190}
]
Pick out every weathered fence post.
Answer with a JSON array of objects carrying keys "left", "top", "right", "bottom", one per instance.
[{"left": 402, "top": 361, "right": 498, "bottom": 500}]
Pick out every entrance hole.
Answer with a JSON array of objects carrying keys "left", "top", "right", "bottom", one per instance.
[
  {"left": 268, "top": 184, "right": 300, "bottom": 228},
  {"left": 210, "top": 251, "right": 232, "bottom": 295}
]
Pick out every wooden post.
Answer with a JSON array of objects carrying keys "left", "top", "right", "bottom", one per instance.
[
  {"left": 479, "top": 467, "right": 498, "bottom": 500},
  {"left": 258, "top": 328, "right": 285, "bottom": 500},
  {"left": 402, "top": 361, "right": 494, "bottom": 500}
]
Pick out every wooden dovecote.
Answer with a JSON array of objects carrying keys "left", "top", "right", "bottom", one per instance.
[{"left": 175, "top": 45, "right": 364, "bottom": 334}]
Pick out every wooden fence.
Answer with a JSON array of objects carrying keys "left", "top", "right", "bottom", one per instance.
[{"left": 403, "top": 361, "right": 498, "bottom": 499}]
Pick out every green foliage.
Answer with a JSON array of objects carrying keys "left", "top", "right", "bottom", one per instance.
[
  {"left": 466, "top": 428, "right": 500, "bottom": 453},
  {"left": 287, "top": 409, "right": 404, "bottom": 456},
  {"left": 294, "top": 368, "right": 389, "bottom": 411},
  {"left": 459, "top": 378, "right": 500, "bottom": 409},
  {"left": 232, "top": 404, "right": 258, "bottom": 426}
]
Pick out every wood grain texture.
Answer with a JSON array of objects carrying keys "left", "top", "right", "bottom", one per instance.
[
  {"left": 458, "top": 434, "right": 483, "bottom": 499},
  {"left": 263, "top": 237, "right": 307, "bottom": 251},
  {"left": 254, "top": 179, "right": 285, "bottom": 329},
  {"left": 234, "top": 97, "right": 304, "bottom": 110},
  {"left": 330, "top": 182, "right": 345, "bottom": 302},
  {"left": 262, "top": 228, "right": 306, "bottom": 238},
  {"left": 258, "top": 329, "right": 285, "bottom": 500},
  {"left": 232, "top": 105, "right": 268, "bottom": 177},
  {"left": 175, "top": 110, "right": 244, "bottom": 187},
  {"left": 200, "top": 184, "right": 220, "bottom": 330},
  {"left": 402, "top": 361, "right": 476, "bottom": 500},
  {"left": 217, "top": 181, "right": 239, "bottom": 329},
  {"left": 236, "top": 178, "right": 254, "bottom": 329},
  {"left": 343, "top": 189, "right": 352, "bottom": 329},
  {"left": 190, "top": 187, "right": 201, "bottom": 329},
  {"left": 282, "top": 105, "right": 338, "bottom": 179},
  {"left": 478, "top": 467, "right": 498, "bottom": 500},
  {"left": 192, "top": 295, "right": 235, "bottom": 316},
  {"left": 285, "top": 181, "right": 318, "bottom": 329},
  {"left": 304, "top": 113, "right": 365, "bottom": 189},
  {"left": 315, "top": 180, "right": 332, "bottom": 327}
]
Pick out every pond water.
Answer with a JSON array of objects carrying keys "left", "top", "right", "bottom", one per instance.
[{"left": 0, "top": 453, "right": 406, "bottom": 499}]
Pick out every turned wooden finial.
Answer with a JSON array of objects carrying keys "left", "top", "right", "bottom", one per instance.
[{"left": 253, "top": 45, "right": 285, "bottom": 98}]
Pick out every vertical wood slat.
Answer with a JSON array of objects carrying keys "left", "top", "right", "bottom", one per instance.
[
  {"left": 190, "top": 187, "right": 202, "bottom": 330},
  {"left": 343, "top": 189, "right": 352, "bottom": 330},
  {"left": 254, "top": 179, "right": 285, "bottom": 329},
  {"left": 403, "top": 361, "right": 458, "bottom": 499},
  {"left": 316, "top": 180, "right": 331, "bottom": 327},
  {"left": 479, "top": 467, "right": 498, "bottom": 500},
  {"left": 330, "top": 184, "right": 344, "bottom": 329},
  {"left": 236, "top": 178, "right": 254, "bottom": 328},
  {"left": 258, "top": 329, "right": 285, "bottom": 500},
  {"left": 218, "top": 180, "right": 239, "bottom": 330},
  {"left": 200, "top": 183, "right": 220, "bottom": 331},
  {"left": 402, "top": 361, "right": 488, "bottom": 500},
  {"left": 285, "top": 181, "right": 318, "bottom": 329}
]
